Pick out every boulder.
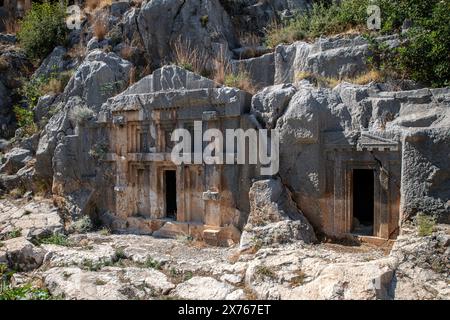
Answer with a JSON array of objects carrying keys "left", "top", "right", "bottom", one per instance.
[
  {"left": 64, "top": 50, "right": 132, "bottom": 108},
  {"left": 0, "top": 237, "right": 46, "bottom": 271},
  {"left": 240, "top": 178, "right": 316, "bottom": 250},
  {"left": 388, "top": 227, "right": 450, "bottom": 300},
  {"left": 251, "top": 83, "right": 297, "bottom": 128},
  {"left": 33, "top": 46, "right": 68, "bottom": 79},
  {"left": 231, "top": 53, "right": 275, "bottom": 89},
  {"left": 0, "top": 148, "right": 32, "bottom": 175},
  {"left": 171, "top": 276, "right": 236, "bottom": 300}
]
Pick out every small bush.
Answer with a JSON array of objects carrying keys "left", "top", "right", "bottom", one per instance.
[
  {"left": 266, "top": 0, "right": 367, "bottom": 47},
  {"left": 255, "top": 265, "right": 277, "bottom": 280},
  {"left": 0, "top": 284, "right": 52, "bottom": 300},
  {"left": 224, "top": 71, "right": 255, "bottom": 93},
  {"left": 416, "top": 214, "right": 436, "bottom": 237},
  {"left": 38, "top": 233, "right": 70, "bottom": 246},
  {"left": 113, "top": 248, "right": 127, "bottom": 262},
  {"left": 0, "top": 228, "right": 22, "bottom": 241},
  {"left": 9, "top": 185, "right": 28, "bottom": 199},
  {"left": 69, "top": 105, "right": 95, "bottom": 125},
  {"left": 17, "top": 2, "right": 67, "bottom": 60},
  {"left": 72, "top": 215, "right": 93, "bottom": 233},
  {"left": 144, "top": 257, "right": 162, "bottom": 270}
]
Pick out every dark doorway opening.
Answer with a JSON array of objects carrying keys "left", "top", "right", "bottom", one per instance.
[
  {"left": 164, "top": 170, "right": 177, "bottom": 219},
  {"left": 352, "top": 169, "right": 374, "bottom": 235}
]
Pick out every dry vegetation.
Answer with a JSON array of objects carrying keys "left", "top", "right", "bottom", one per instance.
[
  {"left": 172, "top": 38, "right": 209, "bottom": 76},
  {"left": 93, "top": 17, "right": 108, "bottom": 41},
  {"left": 295, "top": 69, "right": 384, "bottom": 88},
  {"left": 1, "top": 18, "right": 21, "bottom": 34}
]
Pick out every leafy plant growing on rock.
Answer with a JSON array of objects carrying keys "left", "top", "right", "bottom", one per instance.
[
  {"left": 17, "top": 2, "right": 67, "bottom": 60},
  {"left": 416, "top": 213, "right": 436, "bottom": 237},
  {"left": 37, "top": 233, "right": 70, "bottom": 246}
]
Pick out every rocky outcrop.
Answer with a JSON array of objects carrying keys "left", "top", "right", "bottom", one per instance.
[
  {"left": 274, "top": 35, "right": 398, "bottom": 84},
  {"left": 33, "top": 46, "right": 69, "bottom": 79},
  {"left": 137, "top": 0, "right": 238, "bottom": 68},
  {"left": 63, "top": 50, "right": 132, "bottom": 109},
  {"left": 0, "top": 148, "right": 32, "bottom": 175},
  {"left": 44, "top": 267, "right": 175, "bottom": 300},
  {"left": 240, "top": 178, "right": 316, "bottom": 250},
  {"left": 274, "top": 82, "right": 450, "bottom": 232},
  {"left": 0, "top": 237, "right": 46, "bottom": 271},
  {"left": 251, "top": 83, "right": 297, "bottom": 128}
]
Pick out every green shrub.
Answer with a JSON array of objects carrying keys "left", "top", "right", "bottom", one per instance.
[
  {"left": 267, "top": 0, "right": 450, "bottom": 87},
  {"left": 416, "top": 213, "right": 436, "bottom": 237},
  {"left": 266, "top": 0, "right": 368, "bottom": 47},
  {"left": 144, "top": 257, "right": 162, "bottom": 270},
  {"left": 18, "top": 2, "right": 68, "bottom": 60},
  {"left": 0, "top": 284, "right": 52, "bottom": 300},
  {"left": 37, "top": 233, "right": 70, "bottom": 246}
]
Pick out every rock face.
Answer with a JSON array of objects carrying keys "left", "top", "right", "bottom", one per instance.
[
  {"left": 137, "top": 0, "right": 238, "bottom": 68},
  {"left": 63, "top": 50, "right": 132, "bottom": 108},
  {"left": 274, "top": 35, "right": 398, "bottom": 84},
  {"left": 0, "top": 148, "right": 32, "bottom": 175},
  {"left": 251, "top": 83, "right": 297, "bottom": 128},
  {"left": 33, "top": 46, "right": 69, "bottom": 79},
  {"left": 274, "top": 82, "right": 450, "bottom": 237},
  {"left": 240, "top": 178, "right": 316, "bottom": 250}
]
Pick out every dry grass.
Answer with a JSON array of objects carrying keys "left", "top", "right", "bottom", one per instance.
[
  {"left": 128, "top": 66, "right": 136, "bottom": 87},
  {"left": 237, "top": 32, "right": 261, "bottom": 58},
  {"left": 85, "top": 0, "right": 112, "bottom": 12},
  {"left": 40, "top": 71, "right": 73, "bottom": 95},
  {"left": 351, "top": 70, "right": 384, "bottom": 85},
  {"left": 224, "top": 71, "right": 255, "bottom": 94},
  {"left": 120, "top": 44, "right": 134, "bottom": 61},
  {"left": 1, "top": 18, "right": 21, "bottom": 34},
  {"left": 67, "top": 41, "right": 87, "bottom": 60},
  {"left": 92, "top": 17, "right": 108, "bottom": 41},
  {"left": 295, "top": 70, "right": 384, "bottom": 88},
  {"left": 172, "top": 38, "right": 209, "bottom": 76},
  {"left": 289, "top": 269, "right": 306, "bottom": 287}
]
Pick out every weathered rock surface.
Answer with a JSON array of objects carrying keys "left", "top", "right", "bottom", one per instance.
[
  {"left": 171, "top": 276, "right": 236, "bottom": 300},
  {"left": 251, "top": 83, "right": 297, "bottom": 128},
  {"left": 0, "top": 200, "right": 63, "bottom": 240},
  {"left": 0, "top": 237, "right": 46, "bottom": 271},
  {"left": 63, "top": 50, "right": 132, "bottom": 108},
  {"left": 0, "top": 148, "right": 32, "bottom": 174},
  {"left": 44, "top": 267, "right": 174, "bottom": 300},
  {"left": 240, "top": 178, "right": 316, "bottom": 250},
  {"left": 137, "top": 0, "right": 238, "bottom": 68},
  {"left": 274, "top": 35, "right": 398, "bottom": 84},
  {"left": 33, "top": 46, "right": 68, "bottom": 79}
]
